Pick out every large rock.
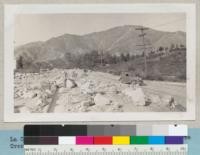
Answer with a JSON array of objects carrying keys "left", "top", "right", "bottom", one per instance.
[
  {"left": 161, "top": 95, "right": 177, "bottom": 110},
  {"left": 58, "top": 87, "right": 68, "bottom": 93},
  {"left": 94, "top": 93, "right": 112, "bottom": 105},
  {"left": 65, "top": 79, "right": 77, "bottom": 89},
  {"left": 162, "top": 95, "right": 174, "bottom": 104},
  {"left": 81, "top": 99, "right": 95, "bottom": 107},
  {"left": 45, "top": 89, "right": 53, "bottom": 96},
  {"left": 55, "top": 76, "right": 63, "bottom": 85},
  {"left": 97, "top": 82, "right": 118, "bottom": 94},
  {"left": 80, "top": 80, "right": 96, "bottom": 95},
  {"left": 35, "top": 98, "right": 43, "bottom": 106},
  {"left": 122, "top": 87, "right": 145, "bottom": 106},
  {"left": 30, "top": 83, "right": 41, "bottom": 90},
  {"left": 150, "top": 94, "right": 161, "bottom": 103},
  {"left": 23, "top": 91, "right": 37, "bottom": 99},
  {"left": 19, "top": 106, "right": 31, "bottom": 113},
  {"left": 112, "top": 103, "right": 124, "bottom": 112},
  {"left": 40, "top": 81, "right": 51, "bottom": 90}
]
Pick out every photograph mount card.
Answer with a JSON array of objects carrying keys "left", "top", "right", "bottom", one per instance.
[{"left": 4, "top": 4, "right": 196, "bottom": 122}]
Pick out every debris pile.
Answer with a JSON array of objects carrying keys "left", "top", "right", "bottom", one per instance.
[{"left": 14, "top": 68, "right": 184, "bottom": 113}]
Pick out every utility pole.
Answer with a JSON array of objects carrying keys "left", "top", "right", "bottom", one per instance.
[
  {"left": 98, "top": 41, "right": 104, "bottom": 66},
  {"left": 100, "top": 49, "right": 104, "bottom": 66},
  {"left": 135, "top": 26, "right": 149, "bottom": 77}
]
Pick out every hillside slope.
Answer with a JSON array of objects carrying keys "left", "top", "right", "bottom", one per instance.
[{"left": 15, "top": 25, "right": 186, "bottom": 63}]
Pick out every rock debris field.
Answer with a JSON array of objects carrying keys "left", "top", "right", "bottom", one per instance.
[{"left": 14, "top": 69, "right": 186, "bottom": 113}]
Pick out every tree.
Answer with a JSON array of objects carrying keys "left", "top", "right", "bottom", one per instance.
[
  {"left": 141, "top": 52, "right": 145, "bottom": 57},
  {"left": 65, "top": 52, "right": 72, "bottom": 60},
  {"left": 90, "top": 50, "right": 99, "bottom": 64},
  {"left": 158, "top": 46, "right": 164, "bottom": 52},
  {"left": 175, "top": 44, "right": 180, "bottom": 50},
  {"left": 180, "top": 44, "right": 185, "bottom": 49},
  {"left": 165, "top": 47, "right": 169, "bottom": 51},
  {"left": 170, "top": 44, "right": 175, "bottom": 51},
  {"left": 64, "top": 52, "right": 73, "bottom": 68},
  {"left": 126, "top": 53, "right": 130, "bottom": 61},
  {"left": 131, "top": 54, "right": 135, "bottom": 60},
  {"left": 16, "top": 56, "right": 24, "bottom": 69},
  {"left": 111, "top": 55, "right": 118, "bottom": 64},
  {"left": 120, "top": 53, "right": 126, "bottom": 62}
]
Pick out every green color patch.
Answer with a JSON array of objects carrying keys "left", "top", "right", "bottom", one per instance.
[{"left": 130, "top": 136, "right": 149, "bottom": 144}]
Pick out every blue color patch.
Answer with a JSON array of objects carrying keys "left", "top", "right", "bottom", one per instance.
[
  {"left": 186, "top": 128, "right": 200, "bottom": 155},
  {"left": 0, "top": 130, "right": 24, "bottom": 155},
  {"left": 148, "top": 136, "right": 165, "bottom": 144}
]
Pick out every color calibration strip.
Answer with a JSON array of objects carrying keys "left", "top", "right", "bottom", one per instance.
[
  {"left": 24, "top": 125, "right": 188, "bottom": 136},
  {"left": 24, "top": 136, "right": 185, "bottom": 145},
  {"left": 24, "top": 125, "right": 187, "bottom": 145}
]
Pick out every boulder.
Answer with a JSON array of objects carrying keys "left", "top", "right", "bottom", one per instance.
[
  {"left": 19, "top": 106, "right": 31, "bottom": 113},
  {"left": 150, "top": 94, "right": 161, "bottom": 103},
  {"left": 50, "top": 84, "right": 58, "bottom": 93},
  {"left": 80, "top": 107, "right": 88, "bottom": 112},
  {"left": 122, "top": 87, "right": 145, "bottom": 106},
  {"left": 45, "top": 89, "right": 53, "bottom": 96},
  {"left": 23, "top": 91, "right": 37, "bottom": 99},
  {"left": 34, "top": 98, "right": 43, "bottom": 107},
  {"left": 52, "top": 76, "right": 63, "bottom": 87},
  {"left": 58, "top": 87, "right": 68, "bottom": 93},
  {"left": 80, "top": 80, "right": 96, "bottom": 95},
  {"left": 162, "top": 95, "right": 174, "bottom": 105},
  {"left": 144, "top": 97, "right": 152, "bottom": 106},
  {"left": 94, "top": 93, "right": 112, "bottom": 105},
  {"left": 111, "top": 104, "right": 124, "bottom": 112},
  {"left": 40, "top": 81, "right": 51, "bottom": 90},
  {"left": 162, "top": 95, "right": 176, "bottom": 109},
  {"left": 30, "top": 83, "right": 41, "bottom": 90},
  {"left": 65, "top": 79, "right": 77, "bottom": 89},
  {"left": 81, "top": 100, "right": 95, "bottom": 107}
]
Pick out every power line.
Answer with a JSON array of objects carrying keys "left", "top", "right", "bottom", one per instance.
[
  {"left": 97, "top": 40, "right": 105, "bottom": 66},
  {"left": 98, "top": 17, "right": 185, "bottom": 67},
  {"left": 106, "top": 27, "right": 133, "bottom": 52},
  {"left": 135, "top": 26, "right": 151, "bottom": 77},
  {"left": 99, "top": 27, "right": 133, "bottom": 66},
  {"left": 151, "top": 17, "right": 185, "bottom": 30},
  {"left": 138, "top": 17, "right": 185, "bottom": 33},
  {"left": 134, "top": 18, "right": 185, "bottom": 77}
]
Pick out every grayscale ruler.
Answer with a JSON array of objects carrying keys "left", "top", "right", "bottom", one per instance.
[{"left": 24, "top": 145, "right": 187, "bottom": 155}]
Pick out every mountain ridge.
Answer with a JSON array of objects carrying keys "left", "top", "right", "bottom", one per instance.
[{"left": 15, "top": 25, "right": 186, "bottom": 63}]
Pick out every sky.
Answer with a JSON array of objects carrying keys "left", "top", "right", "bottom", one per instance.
[{"left": 15, "top": 13, "right": 186, "bottom": 47}]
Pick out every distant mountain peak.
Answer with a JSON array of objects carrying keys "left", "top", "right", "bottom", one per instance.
[{"left": 15, "top": 25, "right": 186, "bottom": 63}]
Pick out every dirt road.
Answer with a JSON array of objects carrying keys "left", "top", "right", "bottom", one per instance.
[{"left": 142, "top": 80, "right": 186, "bottom": 111}]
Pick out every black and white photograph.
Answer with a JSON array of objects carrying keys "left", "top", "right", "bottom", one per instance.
[
  {"left": 13, "top": 13, "right": 187, "bottom": 113},
  {"left": 4, "top": 4, "right": 196, "bottom": 121}
]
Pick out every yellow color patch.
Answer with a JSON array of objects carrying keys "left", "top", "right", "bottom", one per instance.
[{"left": 112, "top": 136, "right": 130, "bottom": 145}]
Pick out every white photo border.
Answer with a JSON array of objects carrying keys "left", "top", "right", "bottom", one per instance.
[{"left": 4, "top": 4, "right": 196, "bottom": 122}]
